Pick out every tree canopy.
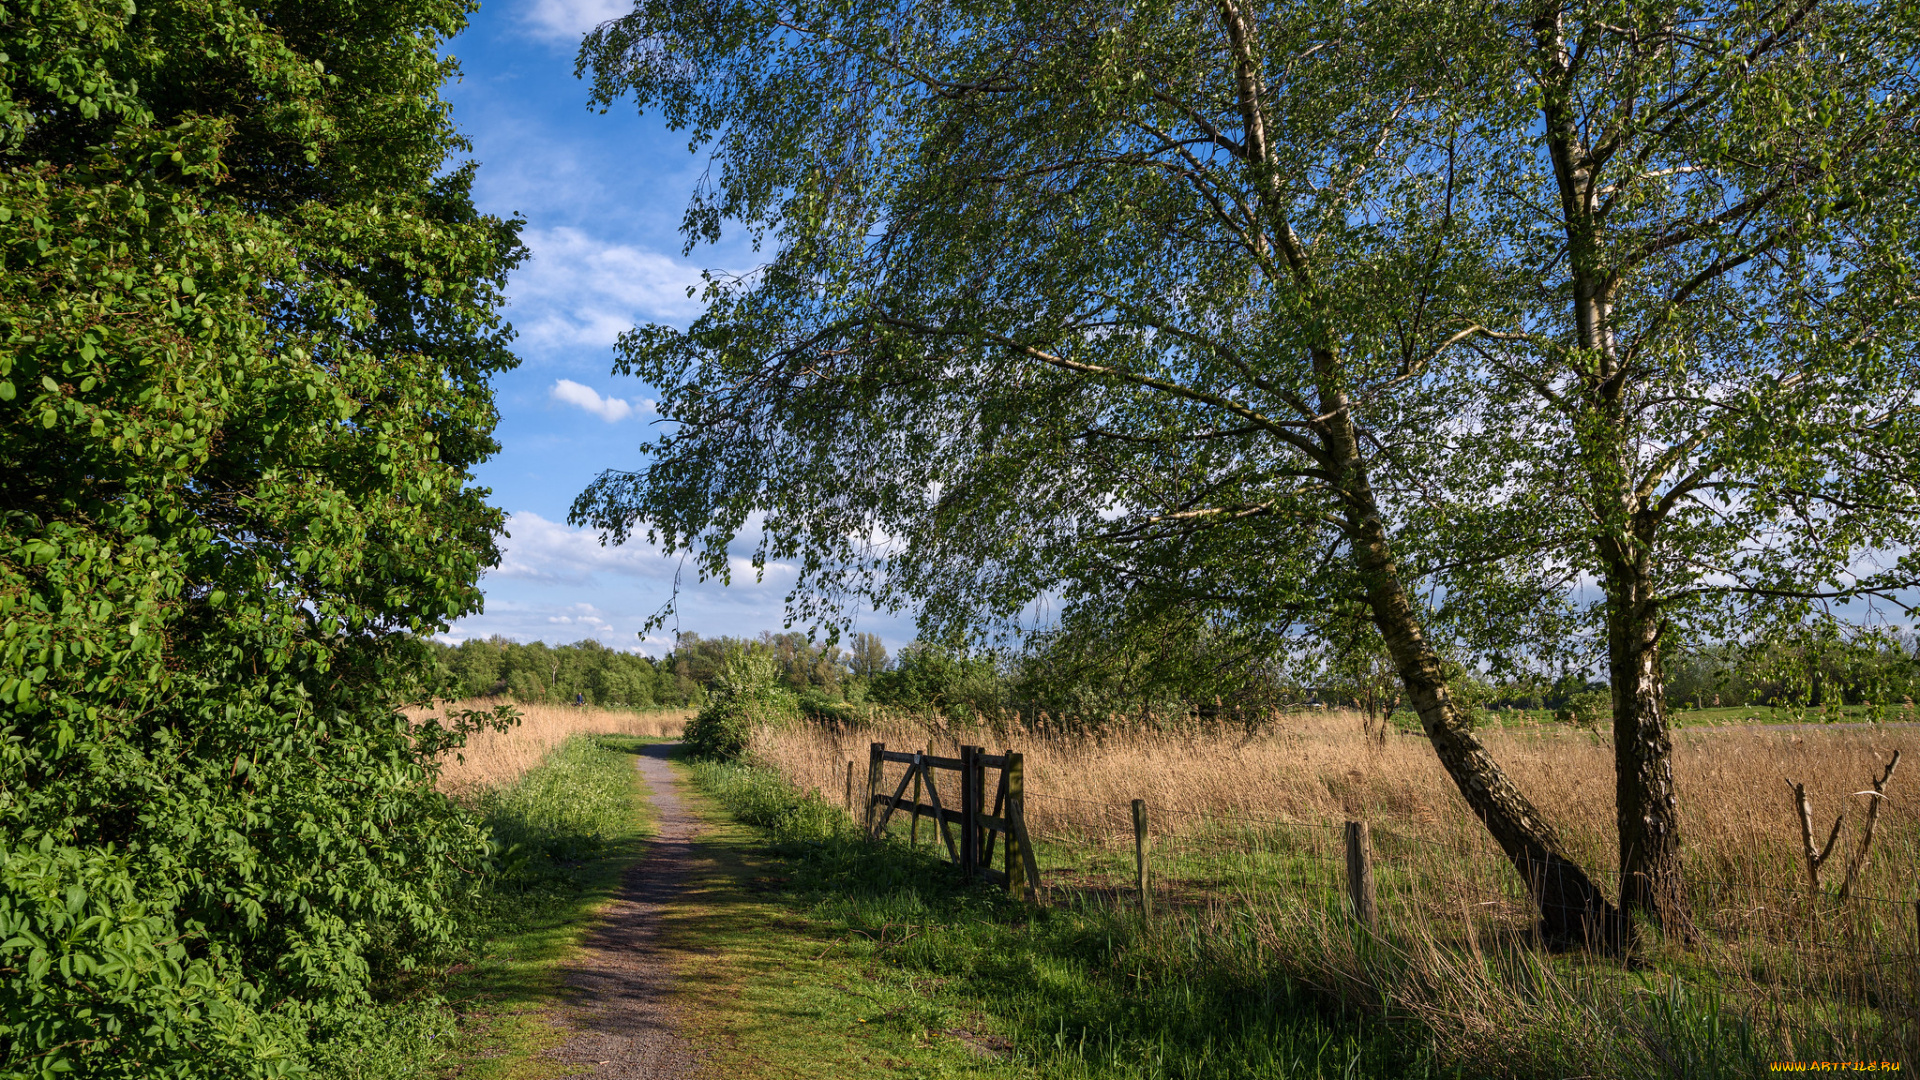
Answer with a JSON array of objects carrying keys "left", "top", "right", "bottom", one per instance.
[
  {"left": 577, "top": 0, "right": 1920, "bottom": 947},
  {"left": 0, "top": 0, "right": 523, "bottom": 1071},
  {"left": 1459, "top": 0, "right": 1920, "bottom": 925},
  {"left": 576, "top": 0, "right": 1645, "bottom": 944}
]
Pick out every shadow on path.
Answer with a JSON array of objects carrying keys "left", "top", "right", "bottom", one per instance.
[{"left": 542, "top": 743, "right": 702, "bottom": 1079}]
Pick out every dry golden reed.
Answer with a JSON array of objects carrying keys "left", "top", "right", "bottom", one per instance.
[
  {"left": 757, "top": 708, "right": 1917, "bottom": 904},
  {"left": 415, "top": 698, "right": 688, "bottom": 795},
  {"left": 757, "top": 708, "right": 1919, "bottom": 1063}
]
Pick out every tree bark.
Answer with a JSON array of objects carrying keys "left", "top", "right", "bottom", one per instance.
[
  {"left": 1220, "top": 0, "right": 1625, "bottom": 952},
  {"left": 1528, "top": 1, "right": 1692, "bottom": 942},
  {"left": 1323, "top": 398, "right": 1627, "bottom": 953},
  {"left": 1601, "top": 548, "right": 1693, "bottom": 937}
]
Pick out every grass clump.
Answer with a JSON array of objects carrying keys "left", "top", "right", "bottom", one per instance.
[{"left": 479, "top": 734, "right": 646, "bottom": 862}]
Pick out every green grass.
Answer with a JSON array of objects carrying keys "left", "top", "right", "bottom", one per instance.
[
  {"left": 1668, "top": 703, "right": 1914, "bottom": 726},
  {"left": 427, "top": 734, "right": 668, "bottom": 1079},
  {"left": 681, "top": 754, "right": 1459, "bottom": 1080},
  {"left": 639, "top": 760, "right": 1019, "bottom": 1078},
  {"left": 688, "top": 752, "right": 1919, "bottom": 1078}
]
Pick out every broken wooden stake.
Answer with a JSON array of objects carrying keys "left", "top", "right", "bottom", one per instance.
[
  {"left": 1787, "top": 777, "right": 1845, "bottom": 894},
  {"left": 1838, "top": 750, "right": 1901, "bottom": 901}
]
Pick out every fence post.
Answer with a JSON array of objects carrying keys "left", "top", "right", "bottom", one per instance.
[
  {"left": 1345, "top": 820, "right": 1377, "bottom": 930},
  {"left": 910, "top": 747, "right": 925, "bottom": 847},
  {"left": 866, "top": 743, "right": 885, "bottom": 836},
  {"left": 1132, "top": 799, "right": 1151, "bottom": 918},
  {"left": 1005, "top": 752, "right": 1026, "bottom": 899},
  {"left": 959, "top": 745, "right": 978, "bottom": 879},
  {"left": 844, "top": 760, "right": 854, "bottom": 817}
]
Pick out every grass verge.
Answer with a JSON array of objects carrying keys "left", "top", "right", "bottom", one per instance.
[
  {"left": 677, "top": 753, "right": 1454, "bottom": 1080},
  {"left": 685, "top": 750, "right": 1914, "bottom": 1078}
]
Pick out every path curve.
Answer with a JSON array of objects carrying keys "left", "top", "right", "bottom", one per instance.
[{"left": 542, "top": 743, "right": 701, "bottom": 1079}]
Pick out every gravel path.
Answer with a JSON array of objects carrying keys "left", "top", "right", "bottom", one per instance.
[{"left": 542, "top": 743, "right": 702, "bottom": 1079}]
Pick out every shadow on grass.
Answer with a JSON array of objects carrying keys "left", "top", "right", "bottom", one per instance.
[
  {"left": 681, "top": 755, "right": 1462, "bottom": 1080},
  {"left": 433, "top": 735, "right": 661, "bottom": 1077}
]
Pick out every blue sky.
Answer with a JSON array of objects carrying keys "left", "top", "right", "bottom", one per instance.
[{"left": 436, "top": 0, "right": 918, "bottom": 655}]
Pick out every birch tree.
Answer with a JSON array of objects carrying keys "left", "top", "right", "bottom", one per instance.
[
  {"left": 1467, "top": 0, "right": 1920, "bottom": 930},
  {"left": 577, "top": 0, "right": 1633, "bottom": 946}
]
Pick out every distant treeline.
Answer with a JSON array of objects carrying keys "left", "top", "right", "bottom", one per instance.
[
  {"left": 429, "top": 631, "right": 894, "bottom": 709},
  {"left": 433, "top": 628, "right": 1920, "bottom": 726}
]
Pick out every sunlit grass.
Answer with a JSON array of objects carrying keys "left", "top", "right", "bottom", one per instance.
[{"left": 755, "top": 714, "right": 1918, "bottom": 1073}]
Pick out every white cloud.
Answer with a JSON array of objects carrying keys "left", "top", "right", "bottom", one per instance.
[
  {"left": 508, "top": 227, "right": 708, "bottom": 356},
  {"left": 489, "top": 511, "right": 796, "bottom": 587},
  {"left": 549, "top": 378, "right": 652, "bottom": 422},
  {"left": 443, "top": 511, "right": 918, "bottom": 651},
  {"left": 438, "top": 601, "right": 670, "bottom": 654},
  {"left": 490, "top": 511, "right": 682, "bottom": 585},
  {"left": 521, "top": 0, "right": 629, "bottom": 43}
]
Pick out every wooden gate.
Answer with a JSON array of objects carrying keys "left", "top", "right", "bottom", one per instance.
[{"left": 864, "top": 742, "right": 1040, "bottom": 900}]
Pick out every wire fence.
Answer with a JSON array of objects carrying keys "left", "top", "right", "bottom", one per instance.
[{"left": 1008, "top": 789, "right": 1920, "bottom": 979}]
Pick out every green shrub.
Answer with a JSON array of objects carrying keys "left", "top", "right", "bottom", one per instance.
[
  {"left": 868, "top": 641, "right": 1004, "bottom": 716},
  {"left": 683, "top": 649, "right": 798, "bottom": 760},
  {"left": 0, "top": 0, "right": 522, "bottom": 1071},
  {"left": 797, "top": 687, "right": 857, "bottom": 725},
  {"left": 1556, "top": 690, "right": 1613, "bottom": 726}
]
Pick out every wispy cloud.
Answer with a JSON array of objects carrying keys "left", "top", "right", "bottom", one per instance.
[
  {"left": 520, "top": 0, "right": 629, "bottom": 43},
  {"left": 550, "top": 378, "right": 652, "bottom": 422},
  {"left": 491, "top": 511, "right": 686, "bottom": 585},
  {"left": 508, "top": 227, "right": 708, "bottom": 357},
  {"left": 449, "top": 512, "right": 917, "bottom": 650}
]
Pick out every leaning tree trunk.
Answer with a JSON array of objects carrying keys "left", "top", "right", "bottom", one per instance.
[
  {"left": 1327, "top": 415, "right": 1627, "bottom": 952},
  {"left": 1602, "top": 551, "right": 1693, "bottom": 938}
]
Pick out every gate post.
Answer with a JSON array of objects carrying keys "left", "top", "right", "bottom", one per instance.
[
  {"left": 1006, "top": 752, "right": 1026, "bottom": 898},
  {"left": 959, "top": 745, "right": 978, "bottom": 879},
  {"left": 865, "top": 743, "right": 885, "bottom": 836},
  {"left": 973, "top": 746, "right": 988, "bottom": 870},
  {"left": 910, "top": 747, "right": 925, "bottom": 847}
]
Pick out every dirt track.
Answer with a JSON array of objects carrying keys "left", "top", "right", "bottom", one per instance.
[{"left": 541, "top": 744, "right": 701, "bottom": 1079}]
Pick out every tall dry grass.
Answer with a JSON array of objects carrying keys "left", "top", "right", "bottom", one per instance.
[
  {"left": 754, "top": 708, "right": 1919, "bottom": 1062},
  {"left": 415, "top": 698, "right": 688, "bottom": 795},
  {"left": 757, "top": 708, "right": 1917, "bottom": 904}
]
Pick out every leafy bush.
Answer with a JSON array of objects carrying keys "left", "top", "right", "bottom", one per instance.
[
  {"left": 797, "top": 687, "right": 857, "bottom": 725},
  {"left": 868, "top": 641, "right": 1005, "bottom": 716},
  {"left": 0, "top": 0, "right": 522, "bottom": 1072},
  {"left": 683, "top": 649, "right": 798, "bottom": 760},
  {"left": 1556, "top": 690, "right": 1613, "bottom": 726}
]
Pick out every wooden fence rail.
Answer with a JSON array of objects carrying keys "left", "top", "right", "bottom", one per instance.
[{"left": 864, "top": 742, "right": 1039, "bottom": 901}]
